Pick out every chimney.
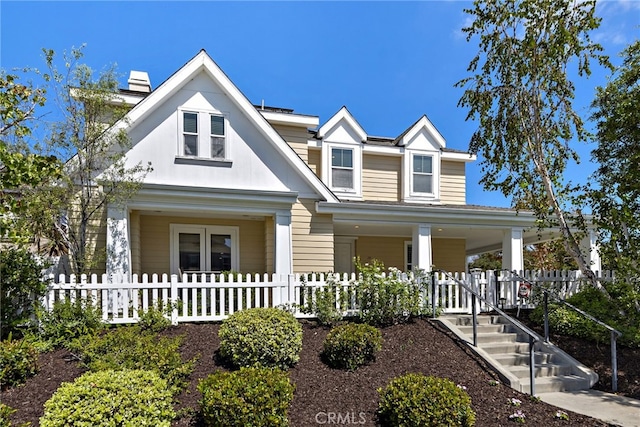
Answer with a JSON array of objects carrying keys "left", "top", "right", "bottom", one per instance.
[{"left": 128, "top": 70, "right": 152, "bottom": 93}]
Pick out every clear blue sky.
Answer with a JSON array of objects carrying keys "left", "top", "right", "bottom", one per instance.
[{"left": 1, "top": 1, "right": 638, "bottom": 207}]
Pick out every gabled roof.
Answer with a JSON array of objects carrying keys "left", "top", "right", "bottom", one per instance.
[
  {"left": 393, "top": 115, "right": 446, "bottom": 148},
  {"left": 113, "top": 49, "right": 338, "bottom": 203},
  {"left": 317, "top": 106, "right": 367, "bottom": 142}
]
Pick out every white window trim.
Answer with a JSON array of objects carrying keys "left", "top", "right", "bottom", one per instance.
[
  {"left": 177, "top": 108, "right": 229, "bottom": 160},
  {"left": 322, "top": 143, "right": 362, "bottom": 199},
  {"left": 170, "top": 224, "right": 239, "bottom": 275},
  {"left": 402, "top": 150, "right": 440, "bottom": 203}
]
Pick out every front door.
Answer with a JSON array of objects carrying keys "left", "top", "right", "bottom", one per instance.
[{"left": 334, "top": 237, "right": 356, "bottom": 274}]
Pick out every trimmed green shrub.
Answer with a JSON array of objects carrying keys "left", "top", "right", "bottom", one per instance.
[
  {"left": 300, "top": 277, "right": 349, "bottom": 326},
  {"left": 218, "top": 307, "right": 302, "bottom": 369},
  {"left": 0, "top": 337, "right": 38, "bottom": 389},
  {"left": 70, "top": 325, "right": 195, "bottom": 392},
  {"left": 137, "top": 302, "right": 172, "bottom": 332},
  {"left": 322, "top": 323, "right": 382, "bottom": 370},
  {"left": 378, "top": 373, "right": 476, "bottom": 426},
  {"left": 198, "top": 367, "right": 294, "bottom": 427},
  {"left": 40, "top": 369, "right": 175, "bottom": 427},
  {"left": 354, "top": 258, "right": 427, "bottom": 326},
  {"left": 1, "top": 247, "right": 49, "bottom": 339},
  {"left": 38, "top": 297, "right": 104, "bottom": 348}
]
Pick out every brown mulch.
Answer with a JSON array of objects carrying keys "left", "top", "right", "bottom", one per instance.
[{"left": 3, "top": 317, "right": 638, "bottom": 426}]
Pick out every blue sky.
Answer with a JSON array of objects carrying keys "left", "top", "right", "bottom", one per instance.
[{"left": 1, "top": 1, "right": 638, "bottom": 207}]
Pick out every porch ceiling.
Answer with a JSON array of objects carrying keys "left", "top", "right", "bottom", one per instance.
[{"left": 332, "top": 221, "right": 561, "bottom": 256}]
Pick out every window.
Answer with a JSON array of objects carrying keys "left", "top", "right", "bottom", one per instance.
[
  {"left": 210, "top": 114, "right": 225, "bottom": 158},
  {"left": 413, "top": 155, "right": 433, "bottom": 194},
  {"left": 183, "top": 112, "right": 198, "bottom": 156},
  {"left": 179, "top": 110, "right": 227, "bottom": 159},
  {"left": 331, "top": 148, "right": 353, "bottom": 189},
  {"left": 171, "top": 225, "right": 238, "bottom": 274},
  {"left": 405, "top": 242, "right": 413, "bottom": 272}
]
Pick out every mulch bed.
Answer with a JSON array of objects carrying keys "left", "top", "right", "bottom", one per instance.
[{"left": 3, "top": 317, "right": 638, "bottom": 426}]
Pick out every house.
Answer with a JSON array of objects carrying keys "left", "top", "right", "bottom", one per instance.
[{"left": 97, "top": 50, "right": 600, "bottom": 278}]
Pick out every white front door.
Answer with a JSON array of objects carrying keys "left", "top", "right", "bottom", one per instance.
[{"left": 334, "top": 237, "right": 356, "bottom": 275}]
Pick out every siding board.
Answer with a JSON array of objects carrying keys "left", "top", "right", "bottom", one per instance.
[
  {"left": 291, "top": 199, "right": 334, "bottom": 273},
  {"left": 362, "top": 154, "right": 401, "bottom": 202},
  {"left": 440, "top": 160, "right": 466, "bottom": 205}
]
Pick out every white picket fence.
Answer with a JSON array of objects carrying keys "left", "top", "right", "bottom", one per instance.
[{"left": 43, "top": 270, "right": 614, "bottom": 325}]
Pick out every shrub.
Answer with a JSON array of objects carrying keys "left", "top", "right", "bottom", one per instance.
[
  {"left": 40, "top": 369, "right": 175, "bottom": 427},
  {"left": 218, "top": 307, "right": 302, "bottom": 369},
  {"left": 70, "top": 325, "right": 195, "bottom": 392},
  {"left": 322, "top": 323, "right": 382, "bottom": 370},
  {"left": 354, "top": 258, "right": 426, "bottom": 326},
  {"left": 38, "top": 297, "right": 104, "bottom": 348},
  {"left": 137, "top": 302, "right": 172, "bottom": 332},
  {"left": 300, "top": 278, "right": 348, "bottom": 326},
  {"left": 0, "top": 337, "right": 39, "bottom": 389},
  {"left": 198, "top": 367, "right": 294, "bottom": 427},
  {"left": 378, "top": 373, "right": 476, "bottom": 426},
  {"left": 0, "top": 247, "right": 49, "bottom": 339}
]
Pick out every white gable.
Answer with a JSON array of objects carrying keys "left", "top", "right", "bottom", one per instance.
[
  {"left": 111, "top": 50, "right": 336, "bottom": 202},
  {"left": 397, "top": 116, "right": 446, "bottom": 151},
  {"left": 317, "top": 107, "right": 367, "bottom": 145}
]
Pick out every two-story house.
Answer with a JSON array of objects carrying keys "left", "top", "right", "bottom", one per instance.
[{"left": 96, "top": 50, "right": 600, "bottom": 278}]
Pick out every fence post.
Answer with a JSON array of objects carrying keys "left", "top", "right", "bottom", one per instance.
[
  {"left": 611, "top": 330, "right": 618, "bottom": 392},
  {"left": 287, "top": 274, "right": 295, "bottom": 308},
  {"left": 170, "top": 274, "right": 179, "bottom": 325},
  {"left": 431, "top": 271, "right": 437, "bottom": 319}
]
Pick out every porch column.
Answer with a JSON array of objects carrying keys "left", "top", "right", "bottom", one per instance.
[
  {"left": 106, "top": 206, "right": 131, "bottom": 279},
  {"left": 581, "top": 229, "right": 602, "bottom": 273},
  {"left": 502, "top": 228, "right": 524, "bottom": 273},
  {"left": 274, "top": 210, "right": 293, "bottom": 275},
  {"left": 412, "top": 224, "right": 432, "bottom": 272}
]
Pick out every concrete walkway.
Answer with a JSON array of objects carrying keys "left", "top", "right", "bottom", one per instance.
[{"left": 539, "top": 390, "right": 640, "bottom": 427}]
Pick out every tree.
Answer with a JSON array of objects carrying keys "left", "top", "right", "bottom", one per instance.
[
  {"left": 590, "top": 40, "right": 640, "bottom": 306},
  {"left": 0, "top": 71, "right": 63, "bottom": 243},
  {"left": 43, "top": 46, "right": 152, "bottom": 274},
  {"left": 456, "top": 0, "right": 610, "bottom": 291}
]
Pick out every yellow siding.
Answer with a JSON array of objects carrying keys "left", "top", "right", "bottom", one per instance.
[
  {"left": 291, "top": 199, "right": 334, "bottom": 273},
  {"left": 362, "top": 154, "right": 401, "bottom": 201},
  {"left": 355, "top": 236, "right": 406, "bottom": 270},
  {"left": 130, "top": 210, "right": 141, "bottom": 275},
  {"left": 432, "top": 238, "right": 466, "bottom": 273},
  {"left": 139, "top": 215, "right": 266, "bottom": 275},
  {"left": 271, "top": 124, "right": 309, "bottom": 163},
  {"left": 307, "top": 148, "right": 321, "bottom": 177},
  {"left": 265, "top": 216, "right": 274, "bottom": 275},
  {"left": 67, "top": 196, "right": 107, "bottom": 275},
  {"left": 440, "top": 160, "right": 466, "bottom": 205}
]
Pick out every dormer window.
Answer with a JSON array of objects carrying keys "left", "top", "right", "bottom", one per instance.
[
  {"left": 331, "top": 148, "right": 353, "bottom": 189},
  {"left": 412, "top": 155, "right": 433, "bottom": 194}
]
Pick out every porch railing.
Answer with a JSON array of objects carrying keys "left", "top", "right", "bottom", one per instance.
[{"left": 43, "top": 269, "right": 612, "bottom": 325}]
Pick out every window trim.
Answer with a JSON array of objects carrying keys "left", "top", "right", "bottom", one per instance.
[
  {"left": 411, "top": 154, "right": 434, "bottom": 195},
  {"left": 170, "top": 224, "right": 239, "bottom": 275},
  {"left": 404, "top": 241, "right": 413, "bottom": 272},
  {"left": 403, "top": 150, "right": 440, "bottom": 202},
  {"left": 330, "top": 147, "right": 354, "bottom": 190},
  {"left": 182, "top": 111, "right": 199, "bottom": 157},
  {"left": 210, "top": 113, "right": 226, "bottom": 160}
]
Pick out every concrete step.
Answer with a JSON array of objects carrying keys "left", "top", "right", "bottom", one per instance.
[
  {"left": 477, "top": 341, "right": 532, "bottom": 354},
  {"left": 473, "top": 331, "right": 527, "bottom": 344},
  {"left": 509, "top": 363, "right": 574, "bottom": 379},
  {"left": 519, "top": 375, "right": 593, "bottom": 393},
  {"left": 446, "top": 315, "right": 507, "bottom": 326},
  {"left": 457, "top": 324, "right": 515, "bottom": 334},
  {"left": 493, "top": 351, "right": 557, "bottom": 366}
]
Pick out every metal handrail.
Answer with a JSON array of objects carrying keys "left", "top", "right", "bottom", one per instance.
[
  {"left": 503, "top": 269, "right": 622, "bottom": 391},
  {"left": 431, "top": 269, "right": 541, "bottom": 395}
]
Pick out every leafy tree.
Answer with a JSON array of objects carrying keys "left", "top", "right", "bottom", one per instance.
[
  {"left": 468, "top": 251, "right": 502, "bottom": 271},
  {"left": 590, "top": 40, "right": 640, "bottom": 308},
  {"left": 0, "top": 71, "right": 63, "bottom": 243},
  {"left": 524, "top": 240, "right": 577, "bottom": 271},
  {"left": 42, "top": 46, "right": 152, "bottom": 274},
  {"left": 456, "top": 0, "right": 610, "bottom": 292}
]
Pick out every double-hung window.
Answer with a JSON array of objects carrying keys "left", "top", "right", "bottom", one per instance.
[
  {"left": 210, "top": 114, "right": 225, "bottom": 159},
  {"left": 180, "top": 111, "right": 227, "bottom": 159},
  {"left": 183, "top": 112, "right": 199, "bottom": 156},
  {"left": 412, "top": 155, "right": 433, "bottom": 194},
  {"left": 331, "top": 148, "right": 353, "bottom": 189}
]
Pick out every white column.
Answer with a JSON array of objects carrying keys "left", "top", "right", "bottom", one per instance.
[
  {"left": 274, "top": 211, "right": 293, "bottom": 275},
  {"left": 106, "top": 206, "right": 131, "bottom": 279},
  {"left": 581, "top": 229, "right": 602, "bottom": 273},
  {"left": 412, "top": 224, "right": 432, "bottom": 272},
  {"left": 502, "top": 228, "right": 524, "bottom": 273}
]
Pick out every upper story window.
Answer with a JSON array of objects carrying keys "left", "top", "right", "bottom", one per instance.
[
  {"left": 412, "top": 154, "right": 433, "bottom": 194},
  {"left": 210, "top": 114, "right": 225, "bottom": 158},
  {"left": 179, "top": 109, "right": 228, "bottom": 160},
  {"left": 331, "top": 148, "right": 353, "bottom": 189}
]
